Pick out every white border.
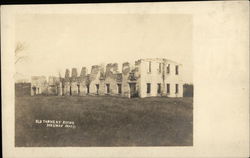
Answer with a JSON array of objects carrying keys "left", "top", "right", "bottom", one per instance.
[{"left": 2, "top": 1, "right": 249, "bottom": 158}]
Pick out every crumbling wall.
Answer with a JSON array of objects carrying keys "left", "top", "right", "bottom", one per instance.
[
  {"left": 32, "top": 58, "right": 183, "bottom": 98},
  {"left": 58, "top": 80, "right": 63, "bottom": 96},
  {"left": 89, "top": 65, "right": 102, "bottom": 95},
  {"left": 122, "top": 62, "right": 131, "bottom": 97},
  {"left": 47, "top": 76, "right": 60, "bottom": 95},
  {"left": 64, "top": 69, "right": 71, "bottom": 95},
  {"left": 31, "top": 76, "right": 48, "bottom": 96},
  {"left": 104, "top": 63, "right": 119, "bottom": 95},
  {"left": 78, "top": 80, "right": 87, "bottom": 96},
  {"left": 134, "top": 60, "right": 141, "bottom": 97},
  {"left": 98, "top": 67, "right": 106, "bottom": 95},
  {"left": 80, "top": 67, "right": 87, "bottom": 78},
  {"left": 70, "top": 68, "right": 79, "bottom": 95},
  {"left": 78, "top": 67, "right": 87, "bottom": 96}
]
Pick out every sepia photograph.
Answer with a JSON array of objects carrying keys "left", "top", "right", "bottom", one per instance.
[
  {"left": 2, "top": 2, "right": 249, "bottom": 158},
  {"left": 14, "top": 14, "right": 193, "bottom": 147}
]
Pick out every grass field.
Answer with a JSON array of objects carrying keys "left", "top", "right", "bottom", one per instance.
[{"left": 15, "top": 96, "right": 193, "bottom": 147}]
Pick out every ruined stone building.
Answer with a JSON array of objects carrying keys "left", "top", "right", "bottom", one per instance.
[
  {"left": 31, "top": 58, "right": 183, "bottom": 98},
  {"left": 31, "top": 76, "right": 47, "bottom": 96},
  {"left": 31, "top": 76, "right": 60, "bottom": 96}
]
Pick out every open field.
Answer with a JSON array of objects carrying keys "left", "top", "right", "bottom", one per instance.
[{"left": 15, "top": 96, "right": 193, "bottom": 147}]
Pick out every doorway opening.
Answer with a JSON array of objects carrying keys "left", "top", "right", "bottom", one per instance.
[
  {"left": 87, "top": 84, "right": 90, "bottom": 94},
  {"left": 96, "top": 84, "right": 99, "bottom": 95},
  {"left": 117, "top": 84, "right": 122, "bottom": 94},
  {"left": 62, "top": 85, "right": 65, "bottom": 96},
  {"left": 106, "top": 84, "right": 110, "bottom": 94},
  {"left": 77, "top": 84, "right": 80, "bottom": 95},
  {"left": 32, "top": 86, "right": 36, "bottom": 95},
  {"left": 129, "top": 83, "right": 138, "bottom": 98}
]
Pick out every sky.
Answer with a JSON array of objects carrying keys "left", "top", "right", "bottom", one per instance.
[{"left": 15, "top": 14, "right": 193, "bottom": 83}]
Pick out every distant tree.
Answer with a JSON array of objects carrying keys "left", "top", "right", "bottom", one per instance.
[
  {"left": 15, "top": 42, "right": 27, "bottom": 64},
  {"left": 58, "top": 71, "right": 62, "bottom": 81},
  {"left": 14, "top": 42, "right": 29, "bottom": 83},
  {"left": 183, "top": 83, "right": 193, "bottom": 97}
]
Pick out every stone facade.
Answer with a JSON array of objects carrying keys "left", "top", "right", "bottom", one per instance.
[
  {"left": 31, "top": 76, "right": 48, "bottom": 95},
  {"left": 31, "top": 58, "right": 183, "bottom": 98},
  {"left": 31, "top": 76, "right": 60, "bottom": 96},
  {"left": 139, "top": 58, "right": 183, "bottom": 98}
]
